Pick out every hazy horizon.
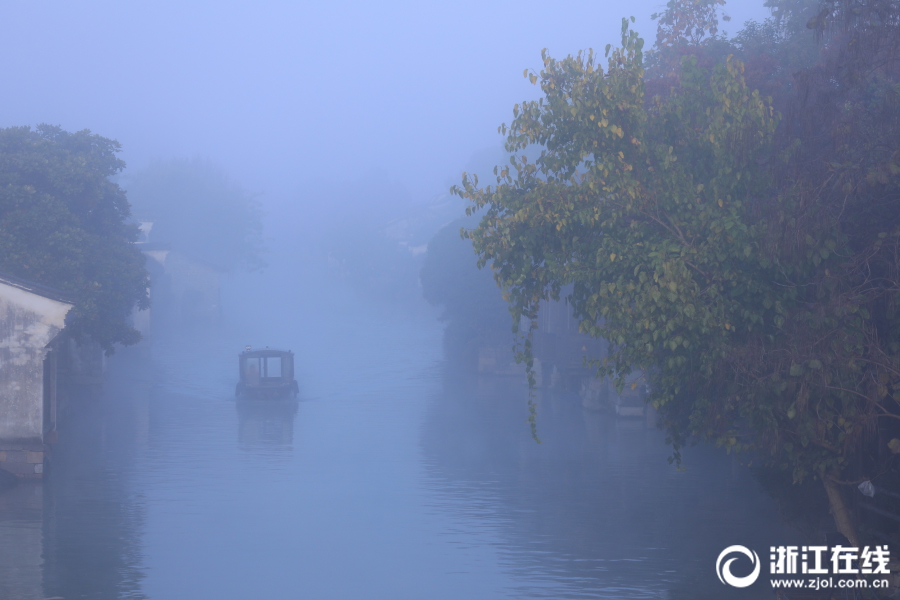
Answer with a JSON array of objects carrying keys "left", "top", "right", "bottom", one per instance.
[{"left": 1, "top": 0, "right": 769, "bottom": 222}]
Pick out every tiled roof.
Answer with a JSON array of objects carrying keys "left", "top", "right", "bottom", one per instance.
[{"left": 0, "top": 271, "right": 76, "bottom": 305}]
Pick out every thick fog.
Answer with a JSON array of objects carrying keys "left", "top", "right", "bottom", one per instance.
[
  {"left": 1, "top": 0, "right": 767, "bottom": 206},
  {"left": 0, "top": 2, "right": 822, "bottom": 600}
]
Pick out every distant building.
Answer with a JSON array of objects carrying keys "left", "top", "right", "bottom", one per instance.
[
  {"left": 476, "top": 294, "right": 648, "bottom": 417},
  {"left": 0, "top": 272, "right": 74, "bottom": 478},
  {"left": 135, "top": 223, "right": 224, "bottom": 335},
  {"left": 164, "top": 251, "right": 223, "bottom": 326},
  {"left": 532, "top": 298, "right": 647, "bottom": 416}
]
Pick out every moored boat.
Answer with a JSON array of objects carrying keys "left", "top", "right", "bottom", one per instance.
[{"left": 236, "top": 347, "right": 299, "bottom": 398}]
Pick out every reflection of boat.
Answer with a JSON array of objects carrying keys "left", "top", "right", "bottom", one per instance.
[
  {"left": 236, "top": 399, "right": 298, "bottom": 445},
  {"left": 0, "top": 469, "right": 16, "bottom": 490},
  {"left": 236, "top": 347, "right": 299, "bottom": 398}
]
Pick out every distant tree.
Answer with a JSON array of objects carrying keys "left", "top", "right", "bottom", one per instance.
[
  {"left": 124, "top": 157, "right": 265, "bottom": 272},
  {"left": 0, "top": 125, "right": 149, "bottom": 350},
  {"left": 420, "top": 219, "right": 510, "bottom": 363},
  {"left": 307, "top": 172, "right": 446, "bottom": 304}
]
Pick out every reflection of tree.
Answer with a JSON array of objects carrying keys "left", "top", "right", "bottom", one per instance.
[
  {"left": 42, "top": 353, "right": 149, "bottom": 600},
  {"left": 420, "top": 369, "right": 802, "bottom": 599}
]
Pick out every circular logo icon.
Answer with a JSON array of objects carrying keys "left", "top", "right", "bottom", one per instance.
[{"left": 716, "top": 545, "right": 761, "bottom": 588}]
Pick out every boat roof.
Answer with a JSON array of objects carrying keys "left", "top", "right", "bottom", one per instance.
[{"left": 241, "top": 348, "right": 293, "bottom": 357}]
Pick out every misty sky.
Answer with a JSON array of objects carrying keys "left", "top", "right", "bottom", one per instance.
[{"left": 2, "top": 0, "right": 769, "bottom": 215}]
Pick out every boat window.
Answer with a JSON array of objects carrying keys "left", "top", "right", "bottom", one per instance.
[
  {"left": 265, "top": 356, "right": 282, "bottom": 378},
  {"left": 245, "top": 358, "right": 261, "bottom": 381}
]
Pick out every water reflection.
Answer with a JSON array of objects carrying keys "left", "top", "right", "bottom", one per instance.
[
  {"left": 41, "top": 355, "right": 149, "bottom": 600},
  {"left": 236, "top": 399, "right": 298, "bottom": 447},
  {"left": 421, "top": 371, "right": 802, "bottom": 599},
  {"left": 0, "top": 293, "right": 806, "bottom": 600},
  {"left": 0, "top": 484, "right": 43, "bottom": 600}
]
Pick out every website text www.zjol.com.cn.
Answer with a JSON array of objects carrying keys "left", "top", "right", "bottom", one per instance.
[{"left": 716, "top": 544, "right": 893, "bottom": 591}]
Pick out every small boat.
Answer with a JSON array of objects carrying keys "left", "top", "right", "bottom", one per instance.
[{"left": 236, "top": 347, "right": 299, "bottom": 398}]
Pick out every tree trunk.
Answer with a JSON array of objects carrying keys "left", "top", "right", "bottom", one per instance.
[{"left": 823, "top": 469, "right": 860, "bottom": 547}]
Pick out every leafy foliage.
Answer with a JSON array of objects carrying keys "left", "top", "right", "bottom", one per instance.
[
  {"left": 0, "top": 125, "right": 149, "bottom": 350},
  {"left": 454, "top": 0, "right": 900, "bottom": 543},
  {"left": 652, "top": 0, "right": 729, "bottom": 48}
]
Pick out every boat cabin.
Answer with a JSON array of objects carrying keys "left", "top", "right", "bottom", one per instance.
[{"left": 237, "top": 348, "right": 298, "bottom": 398}]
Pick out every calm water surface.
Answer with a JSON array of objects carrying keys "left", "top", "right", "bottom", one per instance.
[{"left": 0, "top": 286, "right": 799, "bottom": 599}]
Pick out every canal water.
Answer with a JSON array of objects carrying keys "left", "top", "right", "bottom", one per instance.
[{"left": 0, "top": 275, "right": 801, "bottom": 600}]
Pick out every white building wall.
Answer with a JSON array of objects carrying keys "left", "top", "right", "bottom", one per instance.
[{"left": 0, "top": 281, "right": 72, "bottom": 443}]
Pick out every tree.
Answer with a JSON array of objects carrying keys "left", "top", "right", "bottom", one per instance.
[
  {"left": 420, "top": 218, "right": 511, "bottom": 364},
  {"left": 0, "top": 125, "right": 149, "bottom": 350},
  {"left": 453, "top": 2, "right": 900, "bottom": 545},
  {"left": 123, "top": 157, "right": 265, "bottom": 272}
]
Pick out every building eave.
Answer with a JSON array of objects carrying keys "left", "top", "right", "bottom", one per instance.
[{"left": 0, "top": 271, "right": 76, "bottom": 306}]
